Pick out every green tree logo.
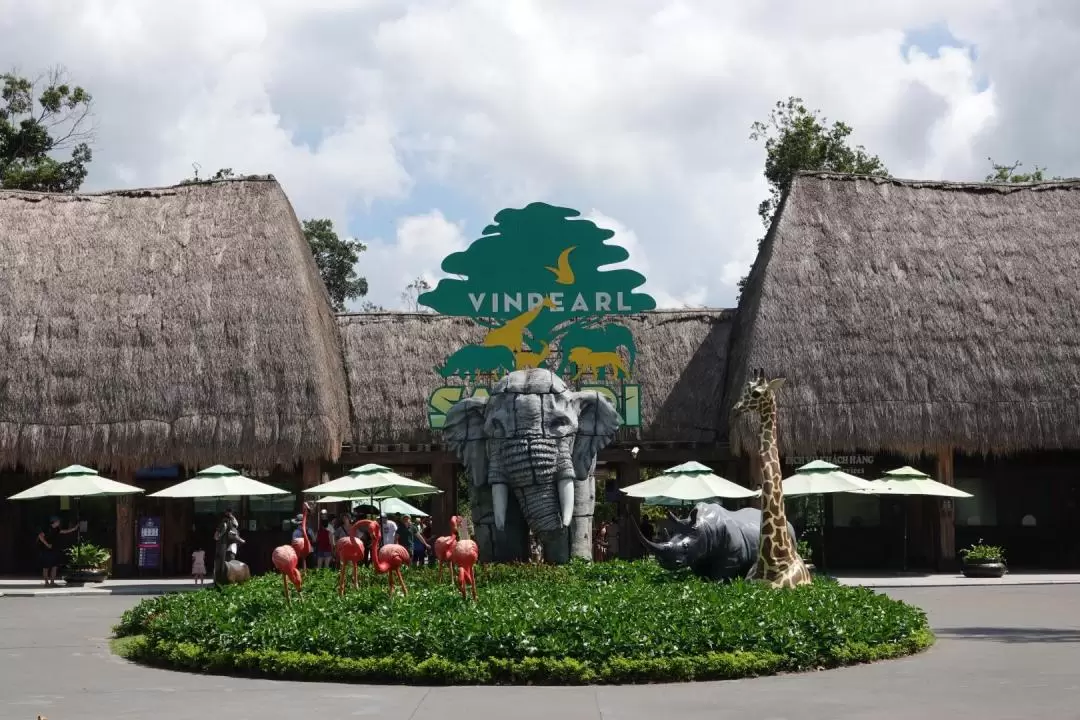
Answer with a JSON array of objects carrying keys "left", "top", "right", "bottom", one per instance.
[{"left": 419, "top": 202, "right": 655, "bottom": 353}]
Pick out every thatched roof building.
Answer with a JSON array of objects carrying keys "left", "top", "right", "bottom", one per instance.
[
  {"left": 338, "top": 309, "right": 733, "bottom": 447},
  {"left": 0, "top": 176, "right": 350, "bottom": 471},
  {"left": 726, "top": 172, "right": 1080, "bottom": 457}
]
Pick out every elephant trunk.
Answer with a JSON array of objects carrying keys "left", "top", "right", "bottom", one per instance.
[{"left": 494, "top": 437, "right": 574, "bottom": 534}]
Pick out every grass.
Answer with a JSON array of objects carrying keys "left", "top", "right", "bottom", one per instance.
[{"left": 113, "top": 559, "right": 933, "bottom": 685}]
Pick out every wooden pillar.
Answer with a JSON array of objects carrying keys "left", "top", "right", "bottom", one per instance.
[
  {"left": 430, "top": 461, "right": 457, "bottom": 536},
  {"left": 300, "top": 460, "right": 322, "bottom": 512},
  {"left": 937, "top": 447, "right": 957, "bottom": 570},
  {"left": 115, "top": 470, "right": 136, "bottom": 578},
  {"left": 616, "top": 461, "right": 642, "bottom": 559}
]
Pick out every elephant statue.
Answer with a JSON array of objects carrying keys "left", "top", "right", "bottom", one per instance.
[
  {"left": 442, "top": 368, "right": 622, "bottom": 563},
  {"left": 634, "top": 502, "right": 797, "bottom": 581}
]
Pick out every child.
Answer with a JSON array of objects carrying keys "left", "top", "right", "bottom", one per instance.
[{"left": 191, "top": 547, "right": 207, "bottom": 585}]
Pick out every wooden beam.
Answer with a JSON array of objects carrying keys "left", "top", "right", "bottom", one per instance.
[
  {"left": 937, "top": 447, "right": 956, "bottom": 569},
  {"left": 430, "top": 461, "right": 457, "bottom": 536},
  {"left": 114, "top": 470, "right": 136, "bottom": 577},
  {"left": 615, "top": 461, "right": 643, "bottom": 559}
]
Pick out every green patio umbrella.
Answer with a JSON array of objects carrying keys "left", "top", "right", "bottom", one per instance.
[
  {"left": 858, "top": 466, "right": 973, "bottom": 570},
  {"left": 8, "top": 464, "right": 145, "bottom": 542},
  {"left": 147, "top": 465, "right": 290, "bottom": 498}
]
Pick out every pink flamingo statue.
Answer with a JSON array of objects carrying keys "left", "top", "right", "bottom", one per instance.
[
  {"left": 434, "top": 517, "right": 459, "bottom": 583},
  {"left": 450, "top": 517, "right": 479, "bottom": 601},
  {"left": 335, "top": 519, "right": 366, "bottom": 596},
  {"left": 271, "top": 544, "right": 302, "bottom": 603},
  {"left": 361, "top": 520, "right": 411, "bottom": 597},
  {"left": 290, "top": 502, "right": 313, "bottom": 572}
]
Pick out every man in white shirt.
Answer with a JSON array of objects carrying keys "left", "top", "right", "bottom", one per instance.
[{"left": 380, "top": 514, "right": 398, "bottom": 547}]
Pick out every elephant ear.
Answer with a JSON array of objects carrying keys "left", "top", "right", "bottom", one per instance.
[
  {"left": 571, "top": 390, "right": 622, "bottom": 480},
  {"left": 442, "top": 396, "right": 489, "bottom": 487}
]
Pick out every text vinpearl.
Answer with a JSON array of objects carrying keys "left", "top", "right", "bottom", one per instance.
[{"left": 468, "top": 292, "right": 633, "bottom": 314}]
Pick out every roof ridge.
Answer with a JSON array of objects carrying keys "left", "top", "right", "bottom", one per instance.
[
  {"left": 0, "top": 174, "right": 279, "bottom": 199},
  {"left": 794, "top": 170, "right": 1080, "bottom": 191}
]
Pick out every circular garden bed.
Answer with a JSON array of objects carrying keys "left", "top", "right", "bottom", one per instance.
[{"left": 112, "top": 560, "right": 933, "bottom": 685}]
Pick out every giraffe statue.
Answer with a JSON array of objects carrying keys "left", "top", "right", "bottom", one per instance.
[
  {"left": 482, "top": 296, "right": 556, "bottom": 352},
  {"left": 732, "top": 368, "right": 812, "bottom": 589}
]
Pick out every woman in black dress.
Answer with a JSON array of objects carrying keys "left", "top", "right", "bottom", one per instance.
[{"left": 37, "top": 515, "right": 79, "bottom": 586}]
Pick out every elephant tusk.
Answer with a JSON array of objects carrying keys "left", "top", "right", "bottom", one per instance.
[
  {"left": 492, "top": 483, "right": 508, "bottom": 531},
  {"left": 557, "top": 476, "right": 574, "bottom": 527}
]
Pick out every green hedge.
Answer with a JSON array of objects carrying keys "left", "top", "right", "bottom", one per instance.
[{"left": 114, "top": 560, "right": 933, "bottom": 685}]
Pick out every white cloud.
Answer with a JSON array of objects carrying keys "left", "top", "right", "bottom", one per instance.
[
  {"left": 2, "top": 0, "right": 1074, "bottom": 310},
  {"left": 358, "top": 210, "right": 468, "bottom": 309}
]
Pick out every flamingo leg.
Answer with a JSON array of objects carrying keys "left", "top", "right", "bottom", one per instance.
[
  {"left": 470, "top": 569, "right": 477, "bottom": 601},
  {"left": 397, "top": 566, "right": 409, "bottom": 595},
  {"left": 437, "top": 560, "right": 442, "bottom": 583},
  {"left": 352, "top": 561, "right": 359, "bottom": 589},
  {"left": 338, "top": 565, "right": 345, "bottom": 596},
  {"left": 283, "top": 573, "right": 291, "bottom": 604},
  {"left": 387, "top": 571, "right": 395, "bottom": 598}
]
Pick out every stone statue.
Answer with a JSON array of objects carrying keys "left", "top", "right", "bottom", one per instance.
[
  {"left": 213, "top": 514, "right": 251, "bottom": 586},
  {"left": 443, "top": 368, "right": 621, "bottom": 564},
  {"left": 634, "top": 502, "right": 798, "bottom": 581}
]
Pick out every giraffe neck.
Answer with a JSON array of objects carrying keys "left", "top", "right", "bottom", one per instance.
[{"left": 755, "top": 398, "right": 798, "bottom": 569}]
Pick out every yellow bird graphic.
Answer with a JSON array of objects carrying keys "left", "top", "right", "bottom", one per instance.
[{"left": 545, "top": 246, "right": 577, "bottom": 285}]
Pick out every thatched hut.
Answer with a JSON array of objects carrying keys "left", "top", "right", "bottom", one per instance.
[
  {"left": 337, "top": 308, "right": 733, "bottom": 450},
  {"left": 727, "top": 172, "right": 1080, "bottom": 569},
  {"left": 0, "top": 176, "right": 350, "bottom": 574}
]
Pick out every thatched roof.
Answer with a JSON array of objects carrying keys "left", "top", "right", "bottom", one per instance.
[
  {"left": 0, "top": 175, "right": 350, "bottom": 471},
  {"left": 726, "top": 171, "right": 1080, "bottom": 456},
  {"left": 338, "top": 309, "right": 733, "bottom": 446}
]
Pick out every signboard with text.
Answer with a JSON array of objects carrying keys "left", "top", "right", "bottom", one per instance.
[
  {"left": 137, "top": 516, "right": 162, "bottom": 570},
  {"left": 420, "top": 202, "right": 655, "bottom": 429}
]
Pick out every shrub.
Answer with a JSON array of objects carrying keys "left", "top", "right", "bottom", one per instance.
[
  {"left": 959, "top": 540, "right": 1005, "bottom": 563},
  {"left": 115, "top": 560, "right": 932, "bottom": 685},
  {"left": 66, "top": 542, "right": 110, "bottom": 568}
]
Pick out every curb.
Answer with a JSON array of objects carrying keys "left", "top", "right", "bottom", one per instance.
[{"left": 0, "top": 587, "right": 200, "bottom": 598}]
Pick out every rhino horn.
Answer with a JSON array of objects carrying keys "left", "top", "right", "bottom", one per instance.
[{"left": 632, "top": 517, "right": 668, "bottom": 555}]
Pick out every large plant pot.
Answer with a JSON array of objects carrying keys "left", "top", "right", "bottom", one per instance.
[
  {"left": 962, "top": 561, "right": 1006, "bottom": 579},
  {"left": 62, "top": 567, "right": 108, "bottom": 587}
]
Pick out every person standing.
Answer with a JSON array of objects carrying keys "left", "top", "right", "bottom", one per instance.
[
  {"left": 191, "top": 546, "right": 207, "bottom": 585},
  {"left": 37, "top": 516, "right": 78, "bottom": 586},
  {"left": 315, "top": 519, "right": 333, "bottom": 569},
  {"left": 380, "top": 513, "right": 398, "bottom": 549}
]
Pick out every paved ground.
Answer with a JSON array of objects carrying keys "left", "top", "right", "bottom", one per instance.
[
  {"left": 4, "top": 570, "right": 1080, "bottom": 596},
  {"left": 3, "top": 586, "right": 1080, "bottom": 720}
]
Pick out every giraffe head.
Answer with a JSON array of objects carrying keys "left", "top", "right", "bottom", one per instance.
[{"left": 732, "top": 368, "right": 786, "bottom": 418}]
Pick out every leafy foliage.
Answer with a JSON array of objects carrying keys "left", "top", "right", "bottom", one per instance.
[
  {"left": 739, "top": 97, "right": 889, "bottom": 297},
  {"left": 66, "top": 542, "right": 110, "bottom": 568},
  {"left": 302, "top": 218, "right": 369, "bottom": 312},
  {"left": 0, "top": 68, "right": 94, "bottom": 192},
  {"left": 115, "top": 560, "right": 931, "bottom": 684},
  {"left": 959, "top": 540, "right": 1005, "bottom": 564},
  {"left": 984, "top": 158, "right": 1062, "bottom": 184}
]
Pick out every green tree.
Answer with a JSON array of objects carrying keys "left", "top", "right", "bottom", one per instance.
[
  {"left": 418, "top": 202, "right": 655, "bottom": 349},
  {"left": 302, "top": 218, "right": 369, "bottom": 312},
  {"left": 739, "top": 97, "right": 889, "bottom": 297},
  {"left": 984, "top": 158, "right": 1062, "bottom": 183},
  {"left": 0, "top": 68, "right": 93, "bottom": 192}
]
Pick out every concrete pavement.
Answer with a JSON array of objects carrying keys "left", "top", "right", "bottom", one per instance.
[
  {"left": 4, "top": 570, "right": 1080, "bottom": 596},
  {"left": 3, "top": 585, "right": 1080, "bottom": 719}
]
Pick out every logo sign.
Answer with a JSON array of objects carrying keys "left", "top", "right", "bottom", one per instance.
[{"left": 420, "top": 202, "right": 655, "bottom": 429}]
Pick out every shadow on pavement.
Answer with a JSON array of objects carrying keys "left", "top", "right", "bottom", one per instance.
[{"left": 937, "top": 626, "right": 1080, "bottom": 643}]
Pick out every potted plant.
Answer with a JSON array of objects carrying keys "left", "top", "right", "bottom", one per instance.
[
  {"left": 797, "top": 539, "right": 816, "bottom": 573},
  {"left": 959, "top": 539, "right": 1006, "bottom": 578},
  {"left": 62, "top": 542, "right": 111, "bottom": 586}
]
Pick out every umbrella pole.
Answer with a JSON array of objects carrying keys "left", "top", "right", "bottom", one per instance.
[
  {"left": 903, "top": 501, "right": 909, "bottom": 572},
  {"left": 75, "top": 497, "right": 82, "bottom": 543}
]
